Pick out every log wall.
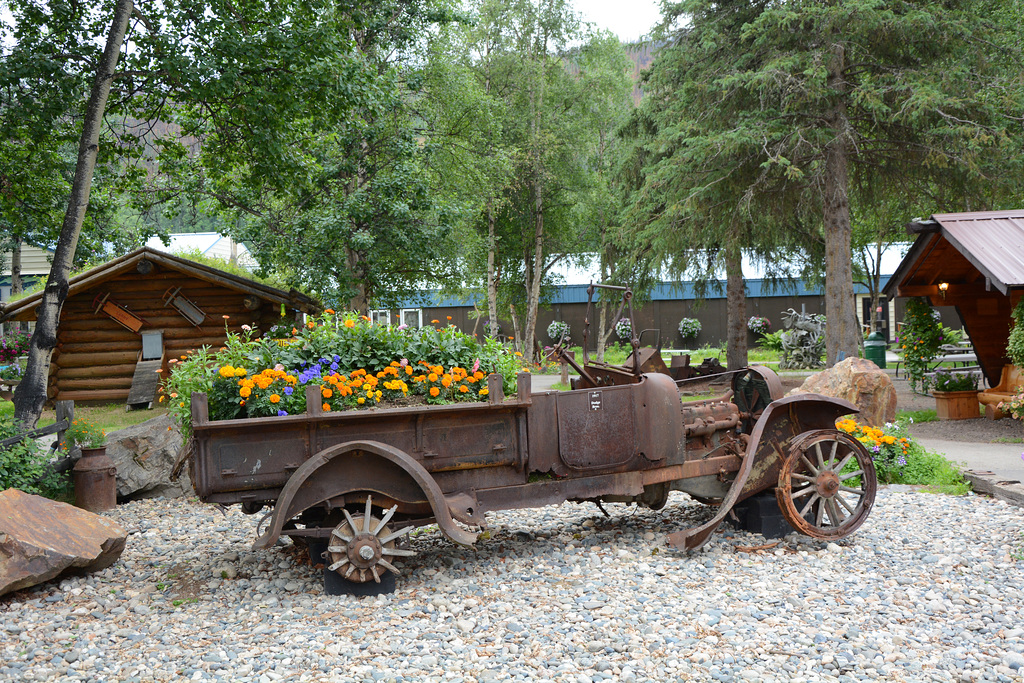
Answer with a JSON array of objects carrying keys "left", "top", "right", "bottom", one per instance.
[{"left": 50, "top": 265, "right": 295, "bottom": 403}]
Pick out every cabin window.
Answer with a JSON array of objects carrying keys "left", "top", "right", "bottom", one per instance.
[
  {"left": 370, "top": 309, "right": 391, "bottom": 325},
  {"left": 401, "top": 308, "right": 422, "bottom": 328}
]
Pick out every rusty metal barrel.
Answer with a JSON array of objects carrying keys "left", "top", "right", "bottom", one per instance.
[{"left": 73, "top": 447, "right": 117, "bottom": 512}]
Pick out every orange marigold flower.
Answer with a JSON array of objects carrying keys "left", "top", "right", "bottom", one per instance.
[
  {"left": 240, "top": 387, "right": 252, "bottom": 398},
  {"left": 428, "top": 373, "right": 438, "bottom": 382},
  {"left": 361, "top": 315, "right": 370, "bottom": 321},
  {"left": 322, "top": 403, "right": 331, "bottom": 412},
  {"left": 431, "top": 319, "right": 440, "bottom": 324},
  {"left": 307, "top": 321, "right": 315, "bottom": 329},
  {"left": 292, "top": 327, "right": 299, "bottom": 335},
  {"left": 322, "top": 388, "right": 333, "bottom": 398},
  {"left": 324, "top": 309, "right": 335, "bottom": 315},
  {"left": 344, "top": 319, "right": 356, "bottom": 328},
  {"left": 474, "top": 371, "right": 485, "bottom": 380},
  {"left": 430, "top": 387, "right": 440, "bottom": 397},
  {"left": 459, "top": 385, "right": 469, "bottom": 393},
  {"left": 447, "top": 316, "right": 452, "bottom": 321},
  {"left": 405, "top": 366, "right": 413, "bottom": 375},
  {"left": 269, "top": 394, "right": 281, "bottom": 404}
]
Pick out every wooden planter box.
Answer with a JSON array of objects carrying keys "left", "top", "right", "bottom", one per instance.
[{"left": 934, "top": 390, "right": 980, "bottom": 421}]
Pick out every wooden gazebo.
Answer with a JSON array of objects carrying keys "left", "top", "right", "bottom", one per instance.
[
  {"left": 884, "top": 210, "right": 1024, "bottom": 386},
  {"left": 0, "top": 247, "right": 320, "bottom": 405}
]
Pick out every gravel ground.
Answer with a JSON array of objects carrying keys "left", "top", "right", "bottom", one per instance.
[{"left": 2, "top": 491, "right": 1023, "bottom": 683}]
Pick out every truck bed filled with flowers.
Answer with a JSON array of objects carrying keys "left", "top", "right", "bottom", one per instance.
[{"left": 162, "top": 312, "right": 527, "bottom": 440}]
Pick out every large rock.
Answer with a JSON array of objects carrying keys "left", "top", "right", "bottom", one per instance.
[
  {"left": 786, "top": 357, "right": 897, "bottom": 427},
  {"left": 0, "top": 488, "right": 126, "bottom": 597},
  {"left": 107, "top": 414, "right": 193, "bottom": 500}
]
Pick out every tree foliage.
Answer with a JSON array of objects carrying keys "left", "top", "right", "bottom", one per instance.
[{"left": 630, "top": 0, "right": 1024, "bottom": 365}]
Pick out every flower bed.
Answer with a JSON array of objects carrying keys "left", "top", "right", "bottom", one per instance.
[
  {"left": 163, "top": 312, "right": 526, "bottom": 439},
  {"left": 835, "top": 417, "right": 968, "bottom": 492}
]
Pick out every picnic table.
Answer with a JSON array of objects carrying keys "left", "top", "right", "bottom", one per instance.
[{"left": 894, "top": 348, "right": 978, "bottom": 378}]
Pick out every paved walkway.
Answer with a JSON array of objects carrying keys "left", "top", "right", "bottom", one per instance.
[{"left": 917, "top": 437, "right": 1024, "bottom": 483}]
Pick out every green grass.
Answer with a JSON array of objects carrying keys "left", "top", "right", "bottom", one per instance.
[
  {"left": 896, "top": 408, "right": 938, "bottom": 423},
  {"left": 1, "top": 403, "right": 167, "bottom": 433}
]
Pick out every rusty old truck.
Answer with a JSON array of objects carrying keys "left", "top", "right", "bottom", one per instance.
[{"left": 187, "top": 295, "right": 877, "bottom": 592}]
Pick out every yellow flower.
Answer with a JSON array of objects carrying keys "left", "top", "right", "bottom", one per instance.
[
  {"left": 479, "top": 388, "right": 489, "bottom": 396},
  {"left": 358, "top": 397, "right": 366, "bottom": 405},
  {"left": 234, "top": 367, "right": 247, "bottom": 377},
  {"left": 514, "top": 352, "right": 522, "bottom": 357},
  {"left": 179, "top": 402, "right": 185, "bottom": 408},
  {"left": 219, "top": 366, "right": 235, "bottom": 378}
]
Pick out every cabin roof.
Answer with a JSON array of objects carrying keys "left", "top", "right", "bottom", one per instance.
[
  {"left": 0, "top": 246, "right": 321, "bottom": 321},
  {"left": 884, "top": 209, "right": 1024, "bottom": 297}
]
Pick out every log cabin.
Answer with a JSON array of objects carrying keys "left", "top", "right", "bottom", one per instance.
[{"left": 0, "top": 247, "right": 321, "bottom": 405}]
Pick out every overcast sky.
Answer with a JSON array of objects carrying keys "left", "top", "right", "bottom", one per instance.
[{"left": 572, "top": 0, "right": 664, "bottom": 42}]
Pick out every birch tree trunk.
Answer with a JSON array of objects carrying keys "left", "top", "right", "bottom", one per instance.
[
  {"left": 724, "top": 241, "right": 748, "bottom": 370},
  {"left": 10, "top": 237, "right": 24, "bottom": 333},
  {"left": 822, "top": 43, "right": 862, "bottom": 366},
  {"left": 486, "top": 204, "right": 499, "bottom": 337},
  {"left": 13, "top": 0, "right": 134, "bottom": 428}
]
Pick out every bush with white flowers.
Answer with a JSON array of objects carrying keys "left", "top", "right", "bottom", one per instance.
[
  {"left": 547, "top": 320, "right": 571, "bottom": 343},
  {"left": 747, "top": 316, "right": 771, "bottom": 335},
  {"left": 615, "top": 317, "right": 632, "bottom": 341},
  {"left": 678, "top": 318, "right": 701, "bottom": 339}
]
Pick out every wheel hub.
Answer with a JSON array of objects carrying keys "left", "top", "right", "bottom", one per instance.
[
  {"left": 324, "top": 495, "right": 415, "bottom": 584},
  {"left": 815, "top": 470, "right": 840, "bottom": 497}
]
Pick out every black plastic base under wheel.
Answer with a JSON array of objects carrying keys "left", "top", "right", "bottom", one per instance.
[
  {"left": 308, "top": 540, "right": 399, "bottom": 596},
  {"left": 727, "top": 492, "right": 792, "bottom": 539}
]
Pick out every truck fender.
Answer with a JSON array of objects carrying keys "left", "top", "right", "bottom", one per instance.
[
  {"left": 252, "top": 440, "right": 478, "bottom": 550},
  {"left": 668, "top": 393, "right": 860, "bottom": 551}
]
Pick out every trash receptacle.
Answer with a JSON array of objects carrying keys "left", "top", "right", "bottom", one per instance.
[{"left": 864, "top": 331, "right": 887, "bottom": 369}]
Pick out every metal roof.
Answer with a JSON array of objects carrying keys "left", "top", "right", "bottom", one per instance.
[{"left": 929, "top": 210, "right": 1024, "bottom": 293}]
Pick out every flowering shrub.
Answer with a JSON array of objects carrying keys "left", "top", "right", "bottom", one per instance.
[
  {"left": 163, "top": 312, "right": 524, "bottom": 440},
  {"left": 678, "top": 318, "right": 701, "bottom": 339},
  {"left": 1007, "top": 299, "right": 1024, "bottom": 367},
  {"left": 0, "top": 363, "right": 21, "bottom": 381},
  {"left": 835, "top": 417, "right": 967, "bottom": 492},
  {"left": 547, "top": 320, "right": 570, "bottom": 343},
  {"left": 931, "top": 369, "right": 979, "bottom": 392},
  {"left": 747, "top": 316, "right": 771, "bottom": 335},
  {"left": 615, "top": 318, "right": 632, "bottom": 341},
  {"left": 998, "top": 388, "right": 1024, "bottom": 421},
  {"left": 0, "top": 330, "right": 31, "bottom": 364},
  {"left": 898, "top": 298, "right": 945, "bottom": 394},
  {"left": 62, "top": 418, "right": 106, "bottom": 450}
]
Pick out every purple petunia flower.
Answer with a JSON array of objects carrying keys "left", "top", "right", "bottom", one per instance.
[
  {"left": 284, "top": 386, "right": 294, "bottom": 396},
  {"left": 330, "top": 362, "right": 339, "bottom": 371},
  {"left": 333, "top": 355, "right": 341, "bottom": 363},
  {"left": 277, "top": 409, "right": 288, "bottom": 417}
]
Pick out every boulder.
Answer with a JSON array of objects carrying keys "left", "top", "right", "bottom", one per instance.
[
  {"left": 0, "top": 488, "right": 126, "bottom": 597},
  {"left": 106, "top": 414, "right": 193, "bottom": 500},
  {"left": 786, "top": 357, "right": 897, "bottom": 427}
]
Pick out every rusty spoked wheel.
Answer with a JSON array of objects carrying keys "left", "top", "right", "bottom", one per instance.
[
  {"left": 326, "top": 495, "right": 415, "bottom": 584},
  {"left": 776, "top": 429, "right": 877, "bottom": 540}
]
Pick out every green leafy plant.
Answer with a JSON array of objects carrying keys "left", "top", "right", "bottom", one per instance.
[
  {"left": 1007, "top": 299, "right": 1024, "bottom": 368},
  {"left": 898, "top": 298, "right": 946, "bottom": 394},
  {"left": 0, "top": 363, "right": 22, "bottom": 381},
  {"left": 62, "top": 418, "right": 106, "bottom": 450},
  {"left": 757, "top": 330, "right": 784, "bottom": 353},
  {"left": 0, "top": 416, "right": 69, "bottom": 497},
  {"left": 931, "top": 369, "right": 979, "bottom": 392}
]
